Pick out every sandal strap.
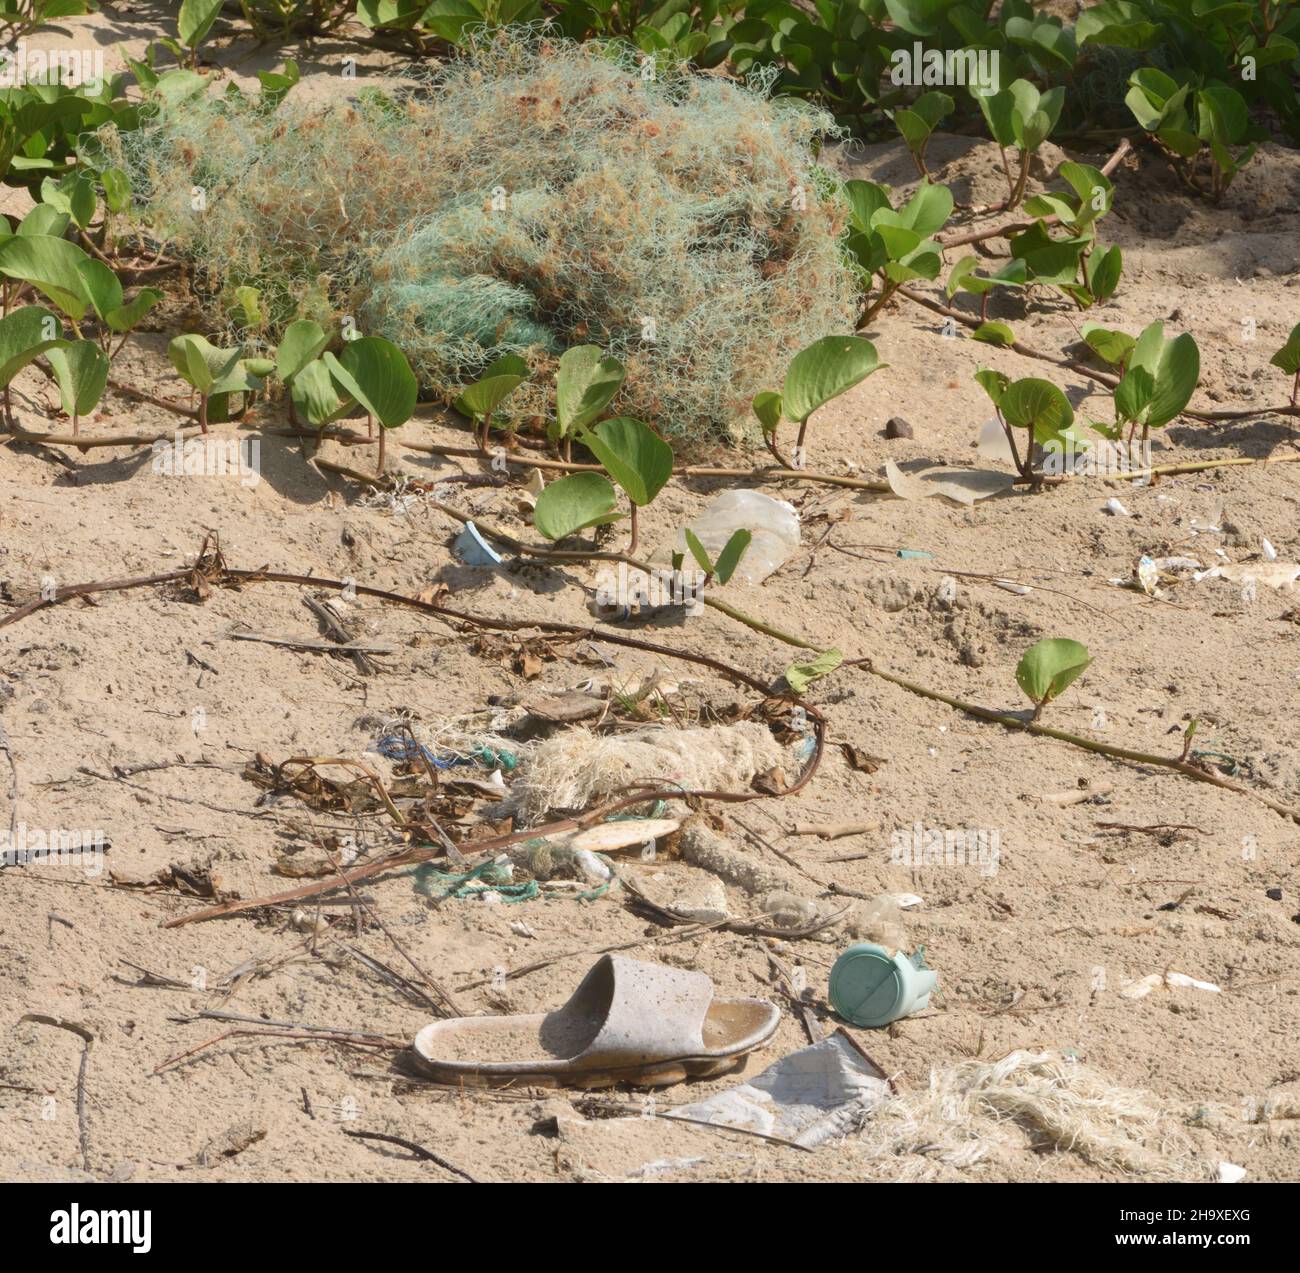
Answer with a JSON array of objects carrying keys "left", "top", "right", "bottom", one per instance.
[{"left": 568, "top": 954, "right": 714, "bottom": 1065}]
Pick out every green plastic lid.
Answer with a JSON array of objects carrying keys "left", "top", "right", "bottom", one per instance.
[{"left": 828, "top": 942, "right": 907, "bottom": 1027}]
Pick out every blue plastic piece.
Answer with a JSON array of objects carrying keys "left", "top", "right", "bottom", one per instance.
[{"left": 453, "top": 521, "right": 504, "bottom": 567}]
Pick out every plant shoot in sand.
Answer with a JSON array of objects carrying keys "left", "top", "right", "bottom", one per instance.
[{"left": 1016, "top": 638, "right": 1091, "bottom": 722}]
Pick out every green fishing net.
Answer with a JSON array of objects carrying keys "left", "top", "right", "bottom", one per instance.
[{"left": 116, "top": 32, "right": 858, "bottom": 444}]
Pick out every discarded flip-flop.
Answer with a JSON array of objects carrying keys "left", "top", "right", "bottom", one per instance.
[{"left": 412, "top": 954, "right": 780, "bottom": 1089}]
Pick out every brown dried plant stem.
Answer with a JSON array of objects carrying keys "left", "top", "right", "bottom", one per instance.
[
  {"left": 20, "top": 1015, "right": 94, "bottom": 1172},
  {"left": 6, "top": 527, "right": 1299, "bottom": 868},
  {"left": 403, "top": 439, "right": 892, "bottom": 493},
  {"left": 898, "top": 286, "right": 1300, "bottom": 427},
  {"left": 850, "top": 659, "right": 1300, "bottom": 824},
  {"left": 936, "top": 138, "right": 1134, "bottom": 250}
]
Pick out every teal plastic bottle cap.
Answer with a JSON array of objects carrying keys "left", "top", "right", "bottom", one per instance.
[{"left": 828, "top": 942, "right": 937, "bottom": 1028}]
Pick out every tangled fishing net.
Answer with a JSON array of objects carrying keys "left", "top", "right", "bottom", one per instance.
[
  {"left": 502, "top": 720, "right": 788, "bottom": 825},
  {"left": 115, "top": 32, "right": 856, "bottom": 444},
  {"left": 856, "top": 1051, "right": 1206, "bottom": 1179}
]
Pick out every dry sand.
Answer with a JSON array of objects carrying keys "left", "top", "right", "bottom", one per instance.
[{"left": 1, "top": 7, "right": 1298, "bottom": 1184}]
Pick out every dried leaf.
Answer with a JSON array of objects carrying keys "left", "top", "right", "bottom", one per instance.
[{"left": 839, "top": 743, "right": 886, "bottom": 774}]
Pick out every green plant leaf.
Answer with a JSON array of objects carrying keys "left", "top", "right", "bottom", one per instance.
[
  {"left": 1009, "top": 222, "right": 1087, "bottom": 285},
  {"left": 1145, "top": 330, "right": 1199, "bottom": 428},
  {"left": 999, "top": 377, "right": 1074, "bottom": 443},
  {"left": 75, "top": 257, "right": 123, "bottom": 323},
  {"left": 751, "top": 390, "right": 783, "bottom": 434},
  {"left": 533, "top": 472, "right": 622, "bottom": 540},
  {"left": 782, "top": 335, "right": 882, "bottom": 425},
  {"left": 291, "top": 358, "right": 348, "bottom": 426},
  {"left": 230, "top": 285, "right": 263, "bottom": 330},
  {"left": 581, "top": 416, "right": 673, "bottom": 507},
  {"left": 711, "top": 529, "right": 752, "bottom": 585},
  {"left": 178, "top": 0, "right": 224, "bottom": 48},
  {"left": 0, "top": 234, "right": 91, "bottom": 319},
  {"left": 453, "top": 352, "right": 527, "bottom": 422},
  {"left": 842, "top": 180, "right": 892, "bottom": 231},
  {"left": 1198, "top": 85, "right": 1248, "bottom": 145},
  {"left": 275, "top": 320, "right": 331, "bottom": 383},
  {"left": 1015, "top": 638, "right": 1091, "bottom": 709},
  {"left": 1058, "top": 161, "right": 1113, "bottom": 227},
  {"left": 973, "top": 321, "right": 1015, "bottom": 347},
  {"left": 100, "top": 166, "right": 131, "bottom": 215},
  {"left": 1081, "top": 324, "right": 1135, "bottom": 366},
  {"left": 168, "top": 333, "right": 242, "bottom": 395},
  {"left": 325, "top": 337, "right": 417, "bottom": 429},
  {"left": 976, "top": 87, "right": 1017, "bottom": 147},
  {"left": 683, "top": 528, "right": 713, "bottom": 574},
  {"left": 948, "top": 255, "right": 1025, "bottom": 297},
  {"left": 153, "top": 68, "right": 210, "bottom": 105},
  {"left": 105, "top": 288, "right": 162, "bottom": 334},
  {"left": 40, "top": 171, "right": 96, "bottom": 229},
  {"left": 1114, "top": 365, "right": 1155, "bottom": 422},
  {"left": 974, "top": 367, "right": 1010, "bottom": 407},
  {"left": 874, "top": 221, "right": 923, "bottom": 260},
  {"left": 17, "top": 205, "right": 71, "bottom": 239},
  {"left": 1269, "top": 323, "right": 1300, "bottom": 376},
  {"left": 258, "top": 59, "right": 300, "bottom": 109},
  {"left": 46, "top": 339, "right": 108, "bottom": 418},
  {"left": 893, "top": 108, "right": 934, "bottom": 153},
  {"left": 899, "top": 179, "right": 953, "bottom": 237},
  {"left": 0, "top": 306, "right": 63, "bottom": 388},
  {"left": 785, "top": 648, "right": 843, "bottom": 694},
  {"left": 1086, "top": 244, "right": 1123, "bottom": 301},
  {"left": 912, "top": 91, "right": 955, "bottom": 129},
  {"left": 555, "top": 345, "right": 625, "bottom": 438}
]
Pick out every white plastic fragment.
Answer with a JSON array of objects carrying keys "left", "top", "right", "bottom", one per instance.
[
  {"left": 991, "top": 578, "right": 1032, "bottom": 595},
  {"left": 977, "top": 417, "right": 1016, "bottom": 463},
  {"left": 571, "top": 849, "right": 612, "bottom": 884},
  {"left": 1262, "top": 538, "right": 1278, "bottom": 560},
  {"left": 667, "top": 1032, "right": 891, "bottom": 1148},
  {"left": 1104, "top": 498, "right": 1130, "bottom": 517},
  {"left": 1195, "top": 561, "right": 1300, "bottom": 589},
  {"left": 887, "top": 892, "right": 924, "bottom": 909},
  {"left": 1136, "top": 556, "right": 1159, "bottom": 595},
  {"left": 885, "top": 459, "right": 1013, "bottom": 506},
  {"left": 1218, "top": 1161, "right": 1247, "bottom": 1184},
  {"left": 1120, "top": 971, "right": 1222, "bottom": 999},
  {"left": 676, "top": 490, "right": 800, "bottom": 585}
]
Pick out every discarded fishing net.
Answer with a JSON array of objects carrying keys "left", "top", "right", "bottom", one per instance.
[
  {"left": 856, "top": 1050, "right": 1204, "bottom": 1179},
  {"left": 114, "top": 32, "right": 856, "bottom": 444},
  {"left": 503, "top": 720, "right": 789, "bottom": 826}
]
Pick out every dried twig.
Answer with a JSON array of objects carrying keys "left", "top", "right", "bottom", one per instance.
[
  {"left": 20, "top": 1014, "right": 94, "bottom": 1172},
  {"left": 225, "top": 628, "right": 397, "bottom": 657},
  {"left": 303, "top": 593, "right": 380, "bottom": 676},
  {"left": 341, "top": 1128, "right": 479, "bottom": 1182}
]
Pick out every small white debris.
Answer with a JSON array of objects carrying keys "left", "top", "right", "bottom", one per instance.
[
  {"left": 289, "top": 908, "right": 329, "bottom": 936},
  {"left": 509, "top": 920, "right": 536, "bottom": 939},
  {"left": 1104, "top": 498, "right": 1131, "bottom": 517},
  {"left": 1218, "top": 1161, "right": 1247, "bottom": 1184},
  {"left": 888, "top": 892, "right": 924, "bottom": 909},
  {"left": 1136, "top": 556, "right": 1159, "bottom": 595},
  {"left": 992, "top": 578, "right": 1032, "bottom": 595},
  {"left": 1120, "top": 971, "right": 1222, "bottom": 999},
  {"left": 572, "top": 849, "right": 612, "bottom": 884},
  {"left": 1262, "top": 538, "right": 1278, "bottom": 560}
]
